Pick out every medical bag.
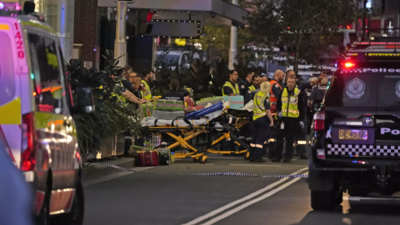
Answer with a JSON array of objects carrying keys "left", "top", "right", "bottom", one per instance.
[{"left": 136, "top": 150, "right": 159, "bottom": 167}]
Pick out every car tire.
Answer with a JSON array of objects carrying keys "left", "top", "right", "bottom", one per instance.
[
  {"left": 311, "top": 190, "right": 335, "bottom": 211},
  {"left": 36, "top": 188, "right": 50, "bottom": 225}
]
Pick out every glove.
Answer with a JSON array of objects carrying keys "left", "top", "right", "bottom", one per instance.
[
  {"left": 278, "top": 112, "right": 283, "bottom": 118},
  {"left": 300, "top": 121, "right": 304, "bottom": 129}
]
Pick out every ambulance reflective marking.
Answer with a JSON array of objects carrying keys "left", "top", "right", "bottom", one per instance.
[
  {"left": 0, "top": 23, "right": 9, "bottom": 30},
  {"left": 0, "top": 97, "right": 22, "bottom": 124}
]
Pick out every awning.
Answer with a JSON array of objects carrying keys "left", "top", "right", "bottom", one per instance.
[{"left": 98, "top": 0, "right": 249, "bottom": 26}]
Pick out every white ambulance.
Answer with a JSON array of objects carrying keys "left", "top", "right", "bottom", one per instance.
[{"left": 0, "top": 1, "right": 93, "bottom": 224}]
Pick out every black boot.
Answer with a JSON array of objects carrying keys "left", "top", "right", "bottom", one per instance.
[
  {"left": 253, "top": 148, "right": 266, "bottom": 163},
  {"left": 249, "top": 147, "right": 255, "bottom": 162}
]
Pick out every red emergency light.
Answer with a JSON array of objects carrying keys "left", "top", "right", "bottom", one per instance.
[{"left": 344, "top": 62, "right": 355, "bottom": 68}]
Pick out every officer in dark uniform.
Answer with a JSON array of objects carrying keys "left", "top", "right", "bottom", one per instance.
[
  {"left": 240, "top": 71, "right": 255, "bottom": 97},
  {"left": 244, "top": 74, "right": 261, "bottom": 104},
  {"left": 162, "top": 79, "right": 185, "bottom": 102}
]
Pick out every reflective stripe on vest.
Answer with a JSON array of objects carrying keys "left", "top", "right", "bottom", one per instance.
[
  {"left": 281, "top": 88, "right": 300, "bottom": 118},
  {"left": 249, "top": 85, "right": 256, "bottom": 92},
  {"left": 222, "top": 81, "right": 240, "bottom": 96},
  {"left": 141, "top": 80, "right": 152, "bottom": 100},
  {"left": 253, "top": 92, "right": 268, "bottom": 121}
]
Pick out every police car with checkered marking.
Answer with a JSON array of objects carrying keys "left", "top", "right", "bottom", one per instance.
[
  {"left": 0, "top": 1, "right": 94, "bottom": 224},
  {"left": 309, "top": 39, "right": 400, "bottom": 210}
]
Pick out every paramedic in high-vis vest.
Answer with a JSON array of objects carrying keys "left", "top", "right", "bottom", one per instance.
[
  {"left": 250, "top": 81, "right": 274, "bottom": 163},
  {"left": 270, "top": 76, "right": 305, "bottom": 163},
  {"left": 141, "top": 70, "right": 155, "bottom": 100},
  {"left": 222, "top": 70, "right": 240, "bottom": 96}
]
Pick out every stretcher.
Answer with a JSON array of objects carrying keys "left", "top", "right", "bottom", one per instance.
[
  {"left": 141, "top": 109, "right": 225, "bottom": 164},
  {"left": 205, "top": 109, "right": 253, "bottom": 159}
]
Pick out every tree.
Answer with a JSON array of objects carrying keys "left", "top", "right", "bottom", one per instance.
[
  {"left": 246, "top": 0, "right": 371, "bottom": 75},
  {"left": 196, "top": 26, "right": 252, "bottom": 61}
]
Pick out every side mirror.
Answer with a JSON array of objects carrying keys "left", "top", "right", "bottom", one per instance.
[{"left": 76, "top": 87, "right": 95, "bottom": 114}]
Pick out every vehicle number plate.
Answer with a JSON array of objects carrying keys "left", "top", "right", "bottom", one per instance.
[{"left": 338, "top": 129, "right": 368, "bottom": 140}]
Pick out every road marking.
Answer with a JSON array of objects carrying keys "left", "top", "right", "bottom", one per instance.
[
  {"left": 83, "top": 167, "right": 151, "bottom": 187},
  {"left": 182, "top": 167, "right": 308, "bottom": 225},
  {"left": 201, "top": 172, "right": 309, "bottom": 225},
  {"left": 229, "top": 164, "right": 281, "bottom": 167},
  {"left": 173, "top": 164, "right": 215, "bottom": 166}
]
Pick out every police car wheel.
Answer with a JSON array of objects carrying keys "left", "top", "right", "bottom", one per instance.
[{"left": 311, "top": 190, "right": 335, "bottom": 211}]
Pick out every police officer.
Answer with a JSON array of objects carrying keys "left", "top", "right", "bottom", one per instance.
[
  {"left": 141, "top": 70, "right": 155, "bottom": 100},
  {"left": 240, "top": 71, "right": 255, "bottom": 97},
  {"left": 272, "top": 76, "right": 306, "bottom": 162},
  {"left": 250, "top": 81, "right": 274, "bottom": 162},
  {"left": 222, "top": 70, "right": 240, "bottom": 96}
]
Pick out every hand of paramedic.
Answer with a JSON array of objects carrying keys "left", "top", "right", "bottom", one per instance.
[{"left": 266, "top": 110, "right": 274, "bottom": 126}]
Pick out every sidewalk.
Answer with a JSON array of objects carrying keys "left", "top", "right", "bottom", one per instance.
[{"left": 82, "top": 157, "right": 135, "bottom": 181}]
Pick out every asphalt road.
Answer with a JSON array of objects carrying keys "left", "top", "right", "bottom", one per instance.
[{"left": 83, "top": 157, "right": 400, "bottom": 225}]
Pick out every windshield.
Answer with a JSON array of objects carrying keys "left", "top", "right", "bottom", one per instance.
[
  {"left": 157, "top": 54, "right": 180, "bottom": 63},
  {"left": 326, "top": 71, "right": 400, "bottom": 108}
]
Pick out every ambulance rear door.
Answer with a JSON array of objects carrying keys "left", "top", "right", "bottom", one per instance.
[{"left": 0, "top": 17, "right": 26, "bottom": 168}]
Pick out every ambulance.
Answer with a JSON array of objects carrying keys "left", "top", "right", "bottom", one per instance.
[{"left": 0, "top": 1, "right": 93, "bottom": 224}]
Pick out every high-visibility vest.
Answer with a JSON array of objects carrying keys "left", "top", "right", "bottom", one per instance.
[
  {"left": 253, "top": 92, "right": 269, "bottom": 121},
  {"left": 269, "top": 80, "right": 282, "bottom": 112},
  {"left": 281, "top": 87, "right": 301, "bottom": 118},
  {"left": 222, "top": 81, "right": 240, "bottom": 96},
  {"left": 141, "top": 80, "right": 152, "bottom": 100}
]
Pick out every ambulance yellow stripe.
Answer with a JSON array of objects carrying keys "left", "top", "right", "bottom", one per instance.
[
  {"left": 0, "top": 98, "right": 21, "bottom": 125},
  {"left": 0, "top": 24, "right": 10, "bottom": 30}
]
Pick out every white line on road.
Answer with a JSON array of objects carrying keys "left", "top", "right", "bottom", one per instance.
[
  {"left": 201, "top": 172, "right": 309, "bottom": 225},
  {"left": 229, "top": 164, "right": 282, "bottom": 167},
  {"left": 182, "top": 167, "right": 308, "bottom": 225},
  {"left": 83, "top": 167, "right": 151, "bottom": 187}
]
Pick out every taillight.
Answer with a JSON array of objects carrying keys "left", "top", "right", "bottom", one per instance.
[
  {"left": 21, "top": 113, "right": 36, "bottom": 171},
  {"left": 313, "top": 111, "right": 325, "bottom": 131}
]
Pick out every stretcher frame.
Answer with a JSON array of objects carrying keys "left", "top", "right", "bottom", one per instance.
[
  {"left": 143, "top": 117, "right": 209, "bottom": 164},
  {"left": 205, "top": 115, "right": 252, "bottom": 159}
]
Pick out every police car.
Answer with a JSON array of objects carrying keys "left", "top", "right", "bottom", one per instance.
[
  {"left": 309, "top": 40, "right": 400, "bottom": 210},
  {"left": 0, "top": 2, "right": 93, "bottom": 224}
]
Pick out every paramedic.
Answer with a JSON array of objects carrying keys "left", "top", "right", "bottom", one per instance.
[
  {"left": 141, "top": 70, "right": 155, "bottom": 100},
  {"left": 270, "top": 70, "right": 285, "bottom": 113},
  {"left": 222, "top": 70, "right": 240, "bottom": 96},
  {"left": 271, "top": 76, "right": 305, "bottom": 163},
  {"left": 250, "top": 81, "right": 274, "bottom": 163},
  {"left": 240, "top": 71, "right": 255, "bottom": 97}
]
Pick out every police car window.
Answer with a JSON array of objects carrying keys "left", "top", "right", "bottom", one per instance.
[
  {"left": 28, "top": 33, "right": 63, "bottom": 114},
  {"left": 326, "top": 73, "right": 377, "bottom": 107},
  {"left": 0, "top": 32, "right": 15, "bottom": 105},
  {"left": 377, "top": 75, "right": 400, "bottom": 107}
]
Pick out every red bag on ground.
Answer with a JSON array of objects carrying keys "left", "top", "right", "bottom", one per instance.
[{"left": 137, "top": 150, "right": 159, "bottom": 167}]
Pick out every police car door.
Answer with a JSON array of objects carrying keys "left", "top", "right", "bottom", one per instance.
[{"left": 0, "top": 18, "right": 24, "bottom": 168}]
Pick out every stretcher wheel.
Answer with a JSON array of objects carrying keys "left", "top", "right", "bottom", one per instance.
[
  {"left": 244, "top": 152, "right": 250, "bottom": 160},
  {"left": 193, "top": 158, "right": 198, "bottom": 162},
  {"left": 199, "top": 156, "right": 207, "bottom": 164}
]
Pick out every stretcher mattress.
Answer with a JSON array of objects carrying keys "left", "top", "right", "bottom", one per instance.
[{"left": 141, "top": 109, "right": 223, "bottom": 127}]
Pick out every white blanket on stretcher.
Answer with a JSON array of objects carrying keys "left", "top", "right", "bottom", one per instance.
[{"left": 141, "top": 106, "right": 225, "bottom": 127}]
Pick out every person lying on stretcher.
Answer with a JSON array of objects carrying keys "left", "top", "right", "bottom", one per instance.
[{"left": 161, "top": 79, "right": 191, "bottom": 113}]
